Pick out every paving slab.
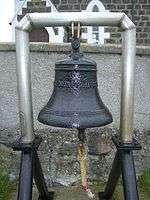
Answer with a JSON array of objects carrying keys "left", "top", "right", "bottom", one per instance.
[
  {"left": 35, "top": 187, "right": 100, "bottom": 200},
  {"left": 11, "top": 186, "right": 101, "bottom": 200},
  {"left": 10, "top": 185, "right": 150, "bottom": 200}
]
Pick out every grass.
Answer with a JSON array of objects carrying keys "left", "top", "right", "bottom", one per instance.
[
  {"left": 139, "top": 169, "right": 150, "bottom": 187},
  {"left": 113, "top": 169, "right": 150, "bottom": 200},
  {"left": 138, "top": 169, "right": 150, "bottom": 199},
  {"left": 0, "top": 167, "right": 16, "bottom": 200},
  {"left": 89, "top": 169, "right": 150, "bottom": 200}
]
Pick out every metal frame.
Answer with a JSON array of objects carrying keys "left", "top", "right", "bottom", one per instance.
[
  {"left": 15, "top": 12, "right": 136, "bottom": 143},
  {"left": 14, "top": 12, "right": 139, "bottom": 200}
]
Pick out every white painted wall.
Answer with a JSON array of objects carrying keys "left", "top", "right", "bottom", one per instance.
[{"left": 0, "top": 0, "right": 14, "bottom": 42}]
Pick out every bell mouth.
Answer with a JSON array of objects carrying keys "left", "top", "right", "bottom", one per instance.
[{"left": 38, "top": 109, "right": 113, "bottom": 128}]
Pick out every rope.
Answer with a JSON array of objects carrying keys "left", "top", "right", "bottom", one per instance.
[{"left": 77, "top": 143, "right": 95, "bottom": 199}]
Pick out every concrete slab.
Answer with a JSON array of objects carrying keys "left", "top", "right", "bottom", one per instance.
[
  {"left": 12, "top": 186, "right": 101, "bottom": 200},
  {"left": 33, "top": 187, "right": 100, "bottom": 200}
]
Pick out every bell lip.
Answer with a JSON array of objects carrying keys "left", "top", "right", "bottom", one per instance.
[{"left": 37, "top": 114, "right": 113, "bottom": 129}]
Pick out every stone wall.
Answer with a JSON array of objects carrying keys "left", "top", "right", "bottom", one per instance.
[{"left": 0, "top": 43, "right": 150, "bottom": 186}]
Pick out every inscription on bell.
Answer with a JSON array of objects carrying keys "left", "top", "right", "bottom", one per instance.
[{"left": 54, "top": 71, "right": 97, "bottom": 89}]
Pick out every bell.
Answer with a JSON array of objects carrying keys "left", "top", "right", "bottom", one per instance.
[{"left": 38, "top": 39, "right": 113, "bottom": 128}]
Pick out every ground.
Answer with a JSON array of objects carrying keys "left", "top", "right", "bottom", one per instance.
[
  {"left": 0, "top": 154, "right": 150, "bottom": 200},
  {"left": 0, "top": 141, "right": 150, "bottom": 200},
  {"left": 10, "top": 183, "right": 150, "bottom": 200}
]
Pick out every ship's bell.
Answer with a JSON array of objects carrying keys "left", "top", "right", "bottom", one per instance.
[{"left": 38, "top": 39, "right": 113, "bottom": 128}]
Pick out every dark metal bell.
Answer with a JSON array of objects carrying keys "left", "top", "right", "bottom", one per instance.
[{"left": 38, "top": 39, "right": 113, "bottom": 128}]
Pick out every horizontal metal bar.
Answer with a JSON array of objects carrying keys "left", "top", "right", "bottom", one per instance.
[{"left": 16, "top": 12, "right": 135, "bottom": 31}]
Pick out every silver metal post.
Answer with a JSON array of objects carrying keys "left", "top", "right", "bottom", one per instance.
[
  {"left": 15, "top": 12, "right": 136, "bottom": 143},
  {"left": 15, "top": 29, "right": 34, "bottom": 142},
  {"left": 120, "top": 29, "right": 136, "bottom": 142}
]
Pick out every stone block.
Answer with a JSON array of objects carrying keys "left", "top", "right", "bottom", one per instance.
[
  {"left": 144, "top": 39, "right": 150, "bottom": 44},
  {"left": 126, "top": 4, "right": 133, "bottom": 9},
  {"left": 135, "top": 4, "right": 142, "bottom": 9},
  {"left": 52, "top": 0, "right": 60, "bottom": 5},
  {"left": 139, "top": 0, "right": 148, "bottom": 3},
  {"left": 73, "top": 4, "right": 81, "bottom": 10},
  {"left": 138, "top": 9, "right": 145, "bottom": 15},
  {"left": 106, "top": 4, "right": 116, "bottom": 9},
  {"left": 61, "top": 0, "right": 67, "bottom": 4},
  {"left": 58, "top": 4, "right": 69, "bottom": 11},
  {"left": 146, "top": 9, "right": 150, "bottom": 14},
  {"left": 87, "top": 131, "right": 112, "bottom": 155},
  {"left": 68, "top": 0, "right": 78, "bottom": 3},
  {"left": 122, "top": 0, "right": 131, "bottom": 3},
  {"left": 139, "top": 33, "right": 148, "bottom": 38},
  {"left": 142, "top": 4, "right": 150, "bottom": 9},
  {"left": 27, "top": 1, "right": 46, "bottom": 7},
  {"left": 137, "top": 39, "right": 144, "bottom": 44},
  {"left": 117, "top": 4, "right": 126, "bottom": 9},
  {"left": 102, "top": 0, "right": 112, "bottom": 3}
]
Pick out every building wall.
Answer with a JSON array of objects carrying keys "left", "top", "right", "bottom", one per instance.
[
  {"left": 52, "top": 0, "right": 150, "bottom": 45},
  {"left": 103, "top": 0, "right": 150, "bottom": 45},
  {"left": 0, "top": 43, "right": 150, "bottom": 185},
  {"left": 14, "top": 0, "right": 150, "bottom": 45}
]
